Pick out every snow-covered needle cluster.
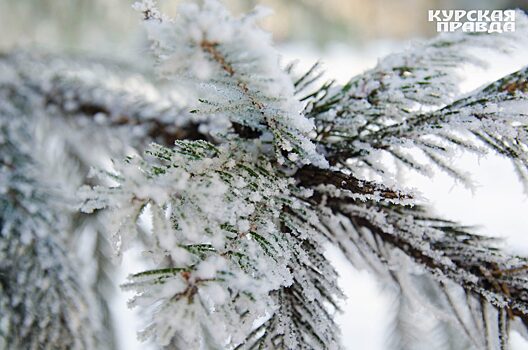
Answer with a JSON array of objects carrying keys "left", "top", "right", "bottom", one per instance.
[
  {"left": 80, "top": 140, "right": 341, "bottom": 348},
  {"left": 2, "top": 0, "right": 528, "bottom": 349},
  {"left": 306, "top": 11, "right": 528, "bottom": 185},
  {"left": 135, "top": 0, "right": 328, "bottom": 168},
  {"left": 0, "top": 81, "right": 101, "bottom": 349}
]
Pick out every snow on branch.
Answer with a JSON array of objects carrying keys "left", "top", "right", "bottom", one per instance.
[
  {"left": 80, "top": 140, "right": 341, "bottom": 348},
  {"left": 3, "top": 1, "right": 528, "bottom": 349},
  {"left": 134, "top": 0, "right": 328, "bottom": 168},
  {"left": 329, "top": 65, "right": 528, "bottom": 187},
  {"left": 0, "top": 51, "right": 196, "bottom": 146},
  {"left": 305, "top": 11, "right": 528, "bottom": 182},
  {"left": 0, "top": 91, "right": 103, "bottom": 349},
  {"left": 295, "top": 165, "right": 414, "bottom": 205},
  {"left": 315, "top": 193, "right": 528, "bottom": 350}
]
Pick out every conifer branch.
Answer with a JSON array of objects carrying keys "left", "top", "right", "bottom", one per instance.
[
  {"left": 2, "top": 1, "right": 528, "bottom": 349},
  {"left": 0, "top": 98, "right": 104, "bottom": 348},
  {"left": 304, "top": 12, "right": 528, "bottom": 183}
]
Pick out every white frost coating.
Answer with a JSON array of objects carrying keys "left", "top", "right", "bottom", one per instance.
[
  {"left": 0, "top": 87, "right": 102, "bottom": 348},
  {"left": 133, "top": 0, "right": 329, "bottom": 168},
  {"left": 80, "top": 140, "right": 341, "bottom": 348},
  {"left": 310, "top": 11, "right": 528, "bottom": 186},
  {"left": 3, "top": 2, "right": 527, "bottom": 349}
]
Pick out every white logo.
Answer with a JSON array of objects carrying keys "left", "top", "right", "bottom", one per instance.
[{"left": 428, "top": 10, "right": 516, "bottom": 33}]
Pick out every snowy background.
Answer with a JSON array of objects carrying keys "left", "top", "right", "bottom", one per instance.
[{"left": 1, "top": 0, "right": 528, "bottom": 349}]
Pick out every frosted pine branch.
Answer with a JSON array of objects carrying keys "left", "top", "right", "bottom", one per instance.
[
  {"left": 305, "top": 11, "right": 528, "bottom": 182},
  {"left": 0, "top": 94, "right": 103, "bottom": 349},
  {"left": 80, "top": 141, "right": 341, "bottom": 348},
  {"left": 136, "top": 0, "right": 328, "bottom": 168},
  {"left": 315, "top": 195, "right": 528, "bottom": 349},
  {"left": 0, "top": 51, "right": 197, "bottom": 146},
  {"left": 319, "top": 66, "right": 528, "bottom": 186},
  {"left": 2, "top": 0, "right": 528, "bottom": 349}
]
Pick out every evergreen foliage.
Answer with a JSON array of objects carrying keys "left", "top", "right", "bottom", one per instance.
[{"left": 1, "top": 1, "right": 528, "bottom": 349}]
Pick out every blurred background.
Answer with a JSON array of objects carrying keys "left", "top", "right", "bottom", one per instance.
[
  {"left": 1, "top": 0, "right": 528, "bottom": 53},
  {"left": 2, "top": 0, "right": 528, "bottom": 349}
]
